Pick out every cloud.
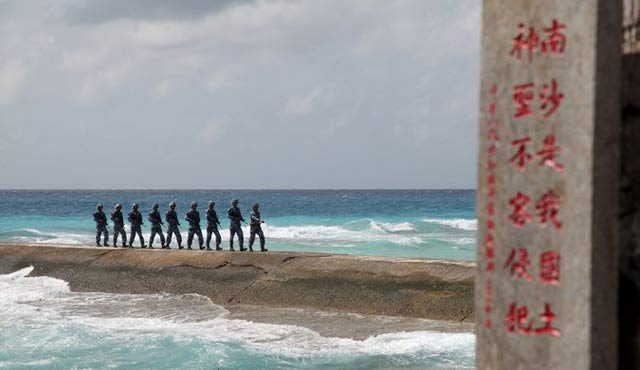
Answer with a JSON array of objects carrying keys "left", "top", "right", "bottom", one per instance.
[
  {"left": 200, "top": 121, "right": 227, "bottom": 144},
  {"left": 0, "top": 60, "right": 26, "bottom": 106},
  {"left": 0, "top": 0, "right": 481, "bottom": 189},
  {"left": 283, "top": 87, "right": 324, "bottom": 117},
  {"left": 64, "top": 0, "right": 257, "bottom": 24}
]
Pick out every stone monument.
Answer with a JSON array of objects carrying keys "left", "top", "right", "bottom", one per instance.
[{"left": 476, "top": 1, "right": 622, "bottom": 369}]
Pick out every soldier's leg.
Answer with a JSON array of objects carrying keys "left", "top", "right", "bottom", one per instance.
[
  {"left": 166, "top": 227, "right": 173, "bottom": 247},
  {"left": 206, "top": 226, "right": 213, "bottom": 248},
  {"left": 258, "top": 229, "right": 265, "bottom": 250},
  {"left": 187, "top": 229, "right": 194, "bottom": 248},
  {"left": 176, "top": 229, "right": 183, "bottom": 248},
  {"left": 159, "top": 230, "right": 165, "bottom": 247},
  {"left": 249, "top": 229, "right": 256, "bottom": 250},
  {"left": 104, "top": 227, "right": 109, "bottom": 246},
  {"left": 196, "top": 229, "right": 204, "bottom": 249},
  {"left": 113, "top": 227, "right": 119, "bottom": 246},
  {"left": 138, "top": 228, "right": 145, "bottom": 247},
  {"left": 122, "top": 228, "right": 127, "bottom": 246},
  {"left": 237, "top": 227, "right": 245, "bottom": 250},
  {"left": 96, "top": 227, "right": 101, "bottom": 246},
  {"left": 229, "top": 228, "right": 236, "bottom": 250},
  {"left": 128, "top": 227, "right": 135, "bottom": 246},
  {"left": 150, "top": 229, "right": 157, "bottom": 247},
  {"left": 214, "top": 228, "right": 222, "bottom": 250}
]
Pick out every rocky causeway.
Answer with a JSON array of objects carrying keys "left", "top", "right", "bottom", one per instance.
[{"left": 0, "top": 243, "right": 475, "bottom": 323}]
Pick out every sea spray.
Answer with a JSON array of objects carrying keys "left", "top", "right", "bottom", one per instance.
[{"left": 0, "top": 267, "right": 475, "bottom": 370}]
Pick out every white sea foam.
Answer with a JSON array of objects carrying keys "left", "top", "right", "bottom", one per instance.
[
  {"left": 422, "top": 218, "right": 478, "bottom": 231},
  {"left": 263, "top": 223, "right": 424, "bottom": 246},
  {"left": 0, "top": 268, "right": 475, "bottom": 362}
]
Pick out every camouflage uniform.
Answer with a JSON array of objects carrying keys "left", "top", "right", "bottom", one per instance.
[
  {"left": 185, "top": 207, "right": 204, "bottom": 249},
  {"left": 249, "top": 210, "right": 266, "bottom": 251},
  {"left": 93, "top": 208, "right": 109, "bottom": 246},
  {"left": 228, "top": 205, "right": 245, "bottom": 251},
  {"left": 127, "top": 207, "right": 146, "bottom": 247},
  {"left": 148, "top": 208, "right": 165, "bottom": 248},
  {"left": 165, "top": 208, "right": 182, "bottom": 248},
  {"left": 111, "top": 207, "right": 126, "bottom": 247},
  {"left": 206, "top": 207, "right": 222, "bottom": 250}
]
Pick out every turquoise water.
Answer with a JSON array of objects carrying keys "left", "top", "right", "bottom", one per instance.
[
  {"left": 0, "top": 267, "right": 475, "bottom": 369},
  {"left": 0, "top": 190, "right": 477, "bottom": 369},
  {"left": 0, "top": 190, "right": 476, "bottom": 260}
]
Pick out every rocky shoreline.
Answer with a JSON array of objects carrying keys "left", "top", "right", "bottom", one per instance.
[{"left": 0, "top": 243, "right": 475, "bottom": 322}]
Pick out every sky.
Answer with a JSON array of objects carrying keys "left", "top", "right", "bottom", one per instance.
[{"left": 0, "top": 0, "right": 481, "bottom": 189}]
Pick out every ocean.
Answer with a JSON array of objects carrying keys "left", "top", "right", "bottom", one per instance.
[
  {"left": 0, "top": 190, "right": 476, "bottom": 260},
  {"left": 0, "top": 190, "right": 477, "bottom": 369}
]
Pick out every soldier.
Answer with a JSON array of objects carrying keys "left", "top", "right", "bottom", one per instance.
[
  {"left": 165, "top": 201, "right": 183, "bottom": 249},
  {"left": 111, "top": 203, "right": 126, "bottom": 247},
  {"left": 227, "top": 199, "right": 246, "bottom": 251},
  {"left": 148, "top": 203, "right": 165, "bottom": 249},
  {"left": 249, "top": 203, "right": 267, "bottom": 252},
  {"left": 92, "top": 204, "right": 109, "bottom": 247},
  {"left": 206, "top": 201, "right": 222, "bottom": 251},
  {"left": 185, "top": 202, "right": 204, "bottom": 250},
  {"left": 127, "top": 203, "right": 146, "bottom": 248}
]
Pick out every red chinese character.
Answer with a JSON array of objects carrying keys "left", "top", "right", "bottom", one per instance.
[
  {"left": 537, "top": 134, "right": 564, "bottom": 171},
  {"left": 510, "top": 24, "right": 539, "bottom": 61},
  {"left": 513, "top": 83, "right": 535, "bottom": 118},
  {"left": 488, "top": 160, "right": 497, "bottom": 171},
  {"left": 540, "top": 251, "right": 561, "bottom": 285},
  {"left": 504, "top": 247, "right": 534, "bottom": 281},
  {"left": 535, "top": 190, "right": 562, "bottom": 230},
  {"left": 506, "top": 303, "right": 533, "bottom": 334},
  {"left": 509, "top": 192, "right": 533, "bottom": 227},
  {"left": 487, "top": 201, "right": 495, "bottom": 216},
  {"left": 487, "top": 121, "right": 499, "bottom": 141},
  {"left": 542, "top": 19, "right": 567, "bottom": 55},
  {"left": 509, "top": 137, "right": 533, "bottom": 171},
  {"left": 539, "top": 79, "right": 564, "bottom": 118},
  {"left": 534, "top": 303, "right": 561, "bottom": 337}
]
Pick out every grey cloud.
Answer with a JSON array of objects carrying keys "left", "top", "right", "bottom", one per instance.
[{"left": 65, "top": 0, "right": 257, "bottom": 24}]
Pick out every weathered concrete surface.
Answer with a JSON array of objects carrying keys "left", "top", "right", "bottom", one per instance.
[
  {"left": 0, "top": 243, "right": 475, "bottom": 322},
  {"left": 476, "top": 1, "right": 621, "bottom": 369}
]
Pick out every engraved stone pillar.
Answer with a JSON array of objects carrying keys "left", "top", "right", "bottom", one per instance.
[{"left": 475, "top": 1, "right": 622, "bottom": 369}]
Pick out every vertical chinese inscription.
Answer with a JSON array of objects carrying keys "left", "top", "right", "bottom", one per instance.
[{"left": 476, "top": 1, "right": 621, "bottom": 369}]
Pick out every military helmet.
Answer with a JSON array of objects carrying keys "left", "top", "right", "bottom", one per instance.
[
  {"left": 96, "top": 204, "right": 103, "bottom": 210},
  {"left": 153, "top": 203, "right": 159, "bottom": 209},
  {"left": 191, "top": 202, "right": 197, "bottom": 208},
  {"left": 169, "top": 201, "right": 176, "bottom": 208},
  {"left": 115, "top": 203, "right": 122, "bottom": 210},
  {"left": 231, "top": 199, "right": 239, "bottom": 205},
  {"left": 253, "top": 203, "right": 259, "bottom": 209},
  {"left": 208, "top": 201, "right": 215, "bottom": 207},
  {"left": 132, "top": 203, "right": 139, "bottom": 210}
]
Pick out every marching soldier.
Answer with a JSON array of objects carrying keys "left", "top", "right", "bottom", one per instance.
[
  {"left": 165, "top": 201, "right": 183, "bottom": 249},
  {"left": 185, "top": 202, "right": 204, "bottom": 250},
  {"left": 148, "top": 204, "right": 165, "bottom": 249},
  {"left": 92, "top": 204, "right": 109, "bottom": 247},
  {"left": 127, "top": 203, "right": 146, "bottom": 248},
  {"left": 248, "top": 203, "right": 267, "bottom": 252},
  {"left": 227, "top": 199, "right": 246, "bottom": 251},
  {"left": 206, "top": 201, "right": 222, "bottom": 251},
  {"left": 111, "top": 203, "right": 126, "bottom": 247}
]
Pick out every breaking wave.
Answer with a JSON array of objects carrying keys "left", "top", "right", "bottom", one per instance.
[{"left": 422, "top": 218, "right": 477, "bottom": 231}]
